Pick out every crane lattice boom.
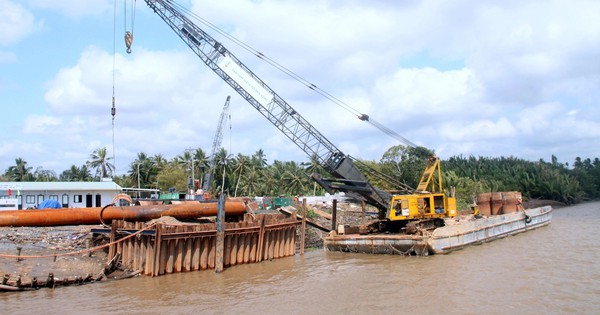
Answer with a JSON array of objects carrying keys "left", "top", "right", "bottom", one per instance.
[
  {"left": 202, "top": 95, "right": 231, "bottom": 192},
  {"left": 143, "top": 0, "right": 391, "bottom": 216}
]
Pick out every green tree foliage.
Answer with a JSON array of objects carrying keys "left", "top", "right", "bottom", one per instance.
[
  {"left": 570, "top": 157, "right": 600, "bottom": 200},
  {"left": 87, "top": 147, "right": 115, "bottom": 179},
  {"left": 33, "top": 167, "right": 58, "bottom": 182},
  {"left": 3, "top": 146, "right": 598, "bottom": 208},
  {"left": 129, "top": 152, "right": 162, "bottom": 191},
  {"left": 5, "top": 158, "right": 34, "bottom": 181},
  {"left": 156, "top": 164, "right": 187, "bottom": 193},
  {"left": 443, "top": 155, "right": 584, "bottom": 204},
  {"left": 59, "top": 165, "right": 93, "bottom": 181},
  {"left": 379, "top": 145, "right": 435, "bottom": 189},
  {"left": 302, "top": 153, "right": 326, "bottom": 196}
]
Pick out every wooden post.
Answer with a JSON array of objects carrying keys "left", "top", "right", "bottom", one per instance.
[
  {"left": 108, "top": 221, "right": 117, "bottom": 259},
  {"left": 152, "top": 223, "right": 162, "bottom": 277},
  {"left": 257, "top": 217, "right": 266, "bottom": 262},
  {"left": 332, "top": 199, "right": 337, "bottom": 232},
  {"left": 361, "top": 200, "right": 366, "bottom": 225},
  {"left": 215, "top": 193, "right": 225, "bottom": 273},
  {"left": 300, "top": 198, "right": 307, "bottom": 255}
]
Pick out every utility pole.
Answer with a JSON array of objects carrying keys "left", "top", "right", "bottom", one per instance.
[{"left": 186, "top": 148, "right": 197, "bottom": 197}]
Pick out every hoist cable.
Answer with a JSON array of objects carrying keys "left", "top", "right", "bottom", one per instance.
[
  {"left": 111, "top": 0, "right": 118, "bottom": 175},
  {"left": 131, "top": 0, "right": 137, "bottom": 35}
]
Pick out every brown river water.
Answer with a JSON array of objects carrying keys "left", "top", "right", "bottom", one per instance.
[{"left": 2, "top": 202, "right": 599, "bottom": 314}]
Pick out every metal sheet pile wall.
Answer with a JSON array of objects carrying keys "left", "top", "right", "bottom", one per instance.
[{"left": 109, "top": 214, "right": 299, "bottom": 276}]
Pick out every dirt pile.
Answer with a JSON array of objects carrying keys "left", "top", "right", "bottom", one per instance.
[{"left": 293, "top": 202, "right": 379, "bottom": 249}]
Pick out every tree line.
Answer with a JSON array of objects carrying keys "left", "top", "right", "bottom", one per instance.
[{"left": 2, "top": 145, "right": 598, "bottom": 209}]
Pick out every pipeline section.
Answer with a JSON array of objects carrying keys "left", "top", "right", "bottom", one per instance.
[{"left": 0, "top": 199, "right": 249, "bottom": 227}]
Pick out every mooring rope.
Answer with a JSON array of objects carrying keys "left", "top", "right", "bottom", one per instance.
[{"left": 0, "top": 222, "right": 157, "bottom": 260}]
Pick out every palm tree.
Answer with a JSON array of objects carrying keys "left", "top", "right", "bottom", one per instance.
[
  {"left": 302, "top": 153, "right": 325, "bottom": 195},
  {"left": 231, "top": 153, "right": 251, "bottom": 196},
  {"left": 60, "top": 164, "right": 93, "bottom": 181},
  {"left": 6, "top": 158, "right": 34, "bottom": 181},
  {"left": 33, "top": 167, "right": 58, "bottom": 181},
  {"left": 282, "top": 161, "right": 307, "bottom": 195},
  {"left": 78, "top": 165, "right": 93, "bottom": 181},
  {"left": 130, "top": 152, "right": 158, "bottom": 191},
  {"left": 241, "top": 167, "right": 263, "bottom": 196},
  {"left": 252, "top": 149, "right": 267, "bottom": 169},
  {"left": 212, "top": 148, "right": 232, "bottom": 195},
  {"left": 152, "top": 154, "right": 168, "bottom": 169},
  {"left": 269, "top": 160, "right": 288, "bottom": 196},
  {"left": 192, "top": 148, "right": 209, "bottom": 188},
  {"left": 261, "top": 167, "right": 278, "bottom": 196},
  {"left": 87, "top": 147, "right": 115, "bottom": 180}
]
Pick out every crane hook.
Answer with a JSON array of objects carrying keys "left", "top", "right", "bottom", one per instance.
[{"left": 124, "top": 31, "right": 133, "bottom": 54}]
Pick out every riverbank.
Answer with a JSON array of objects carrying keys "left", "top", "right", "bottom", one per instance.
[
  {"left": 0, "top": 198, "right": 563, "bottom": 290},
  {"left": 0, "top": 225, "right": 136, "bottom": 291}
]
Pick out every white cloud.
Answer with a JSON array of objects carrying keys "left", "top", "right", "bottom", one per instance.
[
  {"left": 373, "top": 67, "right": 484, "bottom": 117},
  {"left": 441, "top": 118, "right": 517, "bottom": 143},
  {"left": 23, "top": 115, "right": 62, "bottom": 134},
  {"left": 27, "top": 0, "right": 112, "bottom": 18},
  {"left": 0, "top": 0, "right": 38, "bottom": 46},
  {"left": 44, "top": 46, "right": 211, "bottom": 116},
  {"left": 3, "top": 0, "right": 600, "bottom": 174}
]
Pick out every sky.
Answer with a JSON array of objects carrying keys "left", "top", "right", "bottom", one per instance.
[{"left": 1, "top": 0, "right": 599, "bottom": 177}]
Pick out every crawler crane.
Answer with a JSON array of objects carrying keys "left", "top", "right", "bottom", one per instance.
[{"left": 142, "top": 0, "right": 457, "bottom": 233}]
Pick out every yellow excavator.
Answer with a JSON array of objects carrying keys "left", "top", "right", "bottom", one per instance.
[
  {"left": 388, "top": 156, "right": 457, "bottom": 221},
  {"left": 383, "top": 155, "right": 457, "bottom": 233}
]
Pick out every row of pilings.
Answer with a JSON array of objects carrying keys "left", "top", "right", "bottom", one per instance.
[{"left": 108, "top": 213, "right": 300, "bottom": 276}]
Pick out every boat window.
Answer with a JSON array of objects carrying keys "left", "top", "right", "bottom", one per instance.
[
  {"left": 401, "top": 199, "right": 409, "bottom": 209},
  {"left": 74, "top": 195, "right": 83, "bottom": 203},
  {"left": 26, "top": 195, "right": 35, "bottom": 204}
]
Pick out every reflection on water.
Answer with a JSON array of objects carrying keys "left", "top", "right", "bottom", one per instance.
[{"left": 2, "top": 202, "right": 599, "bottom": 314}]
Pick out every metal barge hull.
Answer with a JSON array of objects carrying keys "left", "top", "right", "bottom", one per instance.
[{"left": 324, "top": 206, "right": 552, "bottom": 255}]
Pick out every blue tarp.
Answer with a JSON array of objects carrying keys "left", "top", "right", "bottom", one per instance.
[{"left": 38, "top": 199, "right": 62, "bottom": 209}]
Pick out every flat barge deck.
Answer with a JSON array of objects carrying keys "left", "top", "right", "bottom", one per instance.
[{"left": 324, "top": 206, "right": 552, "bottom": 255}]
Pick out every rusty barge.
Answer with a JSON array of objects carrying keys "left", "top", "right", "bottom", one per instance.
[{"left": 324, "top": 205, "right": 552, "bottom": 255}]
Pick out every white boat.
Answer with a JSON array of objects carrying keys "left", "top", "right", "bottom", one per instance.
[{"left": 323, "top": 206, "right": 552, "bottom": 255}]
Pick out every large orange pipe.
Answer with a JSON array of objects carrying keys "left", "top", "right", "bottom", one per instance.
[{"left": 0, "top": 199, "right": 248, "bottom": 227}]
